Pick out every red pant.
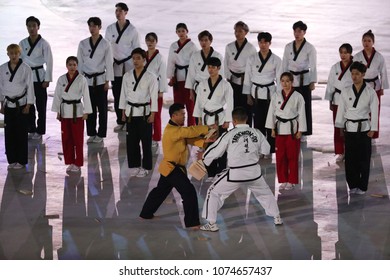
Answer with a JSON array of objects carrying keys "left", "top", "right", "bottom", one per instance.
[
  {"left": 152, "top": 96, "right": 163, "bottom": 141},
  {"left": 173, "top": 81, "right": 195, "bottom": 126},
  {"left": 331, "top": 105, "right": 344, "bottom": 154},
  {"left": 61, "top": 118, "right": 84, "bottom": 167},
  {"left": 275, "top": 135, "right": 300, "bottom": 184}
]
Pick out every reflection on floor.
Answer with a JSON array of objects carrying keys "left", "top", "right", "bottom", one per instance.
[{"left": 0, "top": 100, "right": 390, "bottom": 260}]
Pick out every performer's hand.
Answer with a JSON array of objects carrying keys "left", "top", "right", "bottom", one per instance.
[
  {"left": 121, "top": 110, "right": 127, "bottom": 122},
  {"left": 196, "top": 150, "right": 204, "bottom": 160},
  {"left": 309, "top": 82, "right": 316, "bottom": 91},
  {"left": 82, "top": 114, "right": 88, "bottom": 120},
  {"left": 168, "top": 77, "right": 176, "bottom": 87},
  {"left": 104, "top": 81, "right": 109, "bottom": 91},
  {"left": 189, "top": 89, "right": 195, "bottom": 101},
  {"left": 56, "top": 113, "right": 61, "bottom": 121},
  {"left": 367, "top": 131, "right": 375, "bottom": 138},
  {"left": 22, "top": 104, "right": 30, "bottom": 114},
  {"left": 158, "top": 92, "right": 163, "bottom": 98},
  {"left": 208, "top": 124, "right": 218, "bottom": 131},
  {"left": 271, "top": 129, "right": 276, "bottom": 138},
  {"left": 295, "top": 131, "right": 302, "bottom": 139},
  {"left": 42, "top": 81, "right": 50, "bottom": 88},
  {"left": 378, "top": 89, "right": 384, "bottom": 96},
  {"left": 247, "top": 95, "right": 254, "bottom": 106},
  {"left": 147, "top": 113, "right": 155, "bottom": 123},
  {"left": 222, "top": 122, "right": 229, "bottom": 129},
  {"left": 340, "top": 129, "right": 344, "bottom": 138},
  {"left": 329, "top": 101, "right": 333, "bottom": 111}
]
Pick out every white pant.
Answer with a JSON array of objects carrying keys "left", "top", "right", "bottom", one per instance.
[{"left": 202, "top": 170, "right": 280, "bottom": 224}]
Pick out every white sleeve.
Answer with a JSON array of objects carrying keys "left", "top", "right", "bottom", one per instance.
[{"left": 202, "top": 131, "right": 229, "bottom": 166}]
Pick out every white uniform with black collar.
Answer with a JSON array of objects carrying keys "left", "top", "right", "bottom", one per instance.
[
  {"left": 193, "top": 76, "right": 233, "bottom": 125},
  {"left": 167, "top": 40, "right": 198, "bottom": 82},
  {"left": 0, "top": 61, "right": 35, "bottom": 107},
  {"left": 145, "top": 51, "right": 168, "bottom": 93},
  {"left": 185, "top": 48, "right": 224, "bottom": 90},
  {"left": 243, "top": 51, "right": 283, "bottom": 99},
  {"left": 104, "top": 20, "right": 140, "bottom": 76},
  {"left": 224, "top": 39, "right": 256, "bottom": 85},
  {"left": 77, "top": 36, "right": 114, "bottom": 87},
  {"left": 119, "top": 69, "right": 158, "bottom": 117},
  {"left": 201, "top": 124, "right": 280, "bottom": 224}
]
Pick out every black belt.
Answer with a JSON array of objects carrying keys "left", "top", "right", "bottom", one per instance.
[
  {"left": 203, "top": 107, "right": 224, "bottom": 125},
  {"left": 173, "top": 64, "right": 189, "bottom": 88},
  {"left": 5, "top": 91, "right": 27, "bottom": 112},
  {"left": 84, "top": 71, "right": 105, "bottom": 87},
  {"left": 331, "top": 88, "right": 341, "bottom": 103},
  {"left": 364, "top": 76, "right": 379, "bottom": 89},
  {"left": 230, "top": 70, "right": 245, "bottom": 85},
  {"left": 61, "top": 99, "right": 81, "bottom": 123},
  {"left": 275, "top": 115, "right": 298, "bottom": 138},
  {"left": 168, "top": 161, "right": 187, "bottom": 174},
  {"left": 31, "top": 65, "right": 44, "bottom": 83},
  {"left": 127, "top": 101, "right": 150, "bottom": 122},
  {"left": 290, "top": 70, "right": 309, "bottom": 87},
  {"left": 253, "top": 81, "right": 275, "bottom": 103},
  {"left": 345, "top": 118, "right": 369, "bottom": 133},
  {"left": 229, "top": 162, "right": 258, "bottom": 169},
  {"left": 114, "top": 56, "right": 131, "bottom": 75}
]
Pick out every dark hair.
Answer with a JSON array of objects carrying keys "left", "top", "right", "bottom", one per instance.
[
  {"left": 234, "top": 21, "right": 249, "bottom": 32},
  {"left": 131, "top": 47, "right": 146, "bottom": 58},
  {"left": 280, "top": 72, "right": 294, "bottom": 82},
  {"left": 169, "top": 103, "right": 185, "bottom": 117},
  {"left": 66, "top": 56, "right": 78, "bottom": 65},
  {"left": 257, "top": 32, "right": 272, "bottom": 42},
  {"left": 339, "top": 43, "right": 353, "bottom": 54},
  {"left": 207, "top": 57, "right": 221, "bottom": 67},
  {"left": 232, "top": 107, "right": 248, "bottom": 122},
  {"left": 292, "top": 20, "right": 307, "bottom": 31},
  {"left": 145, "top": 32, "right": 158, "bottom": 42},
  {"left": 362, "top": 30, "right": 375, "bottom": 43},
  {"left": 115, "top": 2, "right": 129, "bottom": 11},
  {"left": 198, "top": 30, "right": 213, "bottom": 42},
  {"left": 176, "top": 23, "right": 188, "bottom": 32},
  {"left": 26, "top": 16, "right": 40, "bottom": 27},
  {"left": 350, "top": 61, "right": 367, "bottom": 74},
  {"left": 87, "top": 17, "right": 102, "bottom": 27}
]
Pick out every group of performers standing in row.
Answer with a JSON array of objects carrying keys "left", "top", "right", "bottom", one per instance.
[{"left": 0, "top": 2, "right": 387, "bottom": 229}]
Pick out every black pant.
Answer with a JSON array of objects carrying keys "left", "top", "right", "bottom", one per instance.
[
  {"left": 294, "top": 85, "right": 312, "bottom": 135},
  {"left": 253, "top": 99, "right": 275, "bottom": 153},
  {"left": 205, "top": 126, "right": 227, "bottom": 177},
  {"left": 29, "top": 82, "right": 47, "bottom": 134},
  {"left": 86, "top": 85, "right": 108, "bottom": 138},
  {"left": 140, "top": 167, "right": 200, "bottom": 227},
  {"left": 5, "top": 106, "right": 29, "bottom": 164},
  {"left": 126, "top": 116, "right": 152, "bottom": 170},
  {"left": 230, "top": 81, "right": 252, "bottom": 126},
  {"left": 112, "top": 76, "right": 125, "bottom": 125},
  {"left": 345, "top": 132, "right": 372, "bottom": 191}
]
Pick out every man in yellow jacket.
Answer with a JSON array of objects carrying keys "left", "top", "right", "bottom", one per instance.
[{"left": 140, "top": 103, "right": 215, "bottom": 229}]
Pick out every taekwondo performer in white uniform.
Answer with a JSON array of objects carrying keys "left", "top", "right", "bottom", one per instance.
[
  {"left": 144, "top": 32, "right": 168, "bottom": 147},
  {"left": 224, "top": 21, "right": 256, "bottom": 125},
  {"left": 282, "top": 20, "right": 316, "bottom": 142},
  {"left": 335, "top": 61, "right": 379, "bottom": 195},
  {"left": 51, "top": 56, "right": 92, "bottom": 173},
  {"left": 77, "top": 17, "right": 114, "bottom": 144},
  {"left": 185, "top": 30, "right": 224, "bottom": 104},
  {"left": 324, "top": 43, "right": 353, "bottom": 162},
  {"left": 105, "top": 2, "right": 140, "bottom": 132},
  {"left": 193, "top": 57, "right": 233, "bottom": 179},
  {"left": 119, "top": 48, "right": 158, "bottom": 178},
  {"left": 354, "top": 30, "right": 388, "bottom": 139},
  {"left": 19, "top": 16, "right": 53, "bottom": 140},
  {"left": 200, "top": 106, "right": 282, "bottom": 232},
  {"left": 167, "top": 23, "right": 198, "bottom": 126},
  {"left": 0, "top": 44, "right": 35, "bottom": 169},
  {"left": 243, "top": 32, "right": 282, "bottom": 158},
  {"left": 265, "top": 72, "right": 306, "bottom": 191}
]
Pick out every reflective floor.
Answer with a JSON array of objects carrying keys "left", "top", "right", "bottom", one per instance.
[
  {"left": 0, "top": 0, "right": 390, "bottom": 260},
  {"left": 0, "top": 90, "right": 389, "bottom": 260}
]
